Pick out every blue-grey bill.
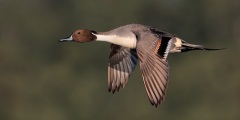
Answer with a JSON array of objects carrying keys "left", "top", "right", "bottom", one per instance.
[{"left": 59, "top": 35, "right": 73, "bottom": 42}]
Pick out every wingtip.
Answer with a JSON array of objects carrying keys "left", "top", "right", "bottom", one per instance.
[
  {"left": 150, "top": 102, "right": 160, "bottom": 108},
  {"left": 112, "top": 89, "right": 116, "bottom": 94},
  {"left": 108, "top": 88, "right": 111, "bottom": 92},
  {"left": 108, "top": 88, "right": 116, "bottom": 94}
]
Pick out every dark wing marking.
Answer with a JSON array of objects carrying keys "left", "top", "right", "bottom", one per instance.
[
  {"left": 108, "top": 44, "right": 138, "bottom": 93},
  {"left": 137, "top": 39, "right": 170, "bottom": 107},
  {"left": 150, "top": 28, "right": 174, "bottom": 38},
  {"left": 150, "top": 28, "right": 174, "bottom": 59}
]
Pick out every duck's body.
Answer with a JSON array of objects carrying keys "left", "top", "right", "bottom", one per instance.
[{"left": 60, "top": 24, "right": 223, "bottom": 107}]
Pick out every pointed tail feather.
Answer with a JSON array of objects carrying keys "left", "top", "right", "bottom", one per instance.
[
  {"left": 203, "top": 48, "right": 226, "bottom": 50},
  {"left": 181, "top": 43, "right": 225, "bottom": 52}
]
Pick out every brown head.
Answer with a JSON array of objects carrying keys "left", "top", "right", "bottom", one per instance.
[{"left": 60, "top": 29, "right": 97, "bottom": 43}]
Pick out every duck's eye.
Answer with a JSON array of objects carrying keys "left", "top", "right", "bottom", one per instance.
[{"left": 77, "top": 32, "right": 81, "bottom": 34}]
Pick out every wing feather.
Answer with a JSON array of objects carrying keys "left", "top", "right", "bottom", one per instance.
[
  {"left": 137, "top": 39, "right": 170, "bottom": 107},
  {"left": 108, "top": 44, "right": 138, "bottom": 93}
]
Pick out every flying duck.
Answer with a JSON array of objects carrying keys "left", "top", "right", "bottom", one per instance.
[{"left": 60, "top": 24, "right": 223, "bottom": 107}]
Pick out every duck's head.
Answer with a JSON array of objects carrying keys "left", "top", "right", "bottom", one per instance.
[{"left": 60, "top": 29, "right": 97, "bottom": 43}]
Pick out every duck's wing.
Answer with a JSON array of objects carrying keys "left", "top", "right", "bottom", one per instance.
[
  {"left": 108, "top": 44, "right": 138, "bottom": 93},
  {"left": 136, "top": 36, "right": 171, "bottom": 107}
]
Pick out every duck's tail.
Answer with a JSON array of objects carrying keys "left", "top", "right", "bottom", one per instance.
[
  {"left": 169, "top": 37, "right": 225, "bottom": 53},
  {"left": 180, "top": 42, "right": 225, "bottom": 52}
]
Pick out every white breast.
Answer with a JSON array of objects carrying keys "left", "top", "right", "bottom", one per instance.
[{"left": 94, "top": 34, "right": 137, "bottom": 48}]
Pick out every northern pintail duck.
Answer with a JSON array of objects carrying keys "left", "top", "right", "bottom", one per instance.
[{"left": 60, "top": 24, "right": 223, "bottom": 107}]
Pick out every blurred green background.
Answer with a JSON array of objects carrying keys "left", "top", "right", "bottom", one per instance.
[{"left": 1, "top": 0, "right": 239, "bottom": 120}]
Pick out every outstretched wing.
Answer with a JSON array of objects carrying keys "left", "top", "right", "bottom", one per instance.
[
  {"left": 137, "top": 37, "right": 171, "bottom": 107},
  {"left": 108, "top": 44, "right": 138, "bottom": 93}
]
